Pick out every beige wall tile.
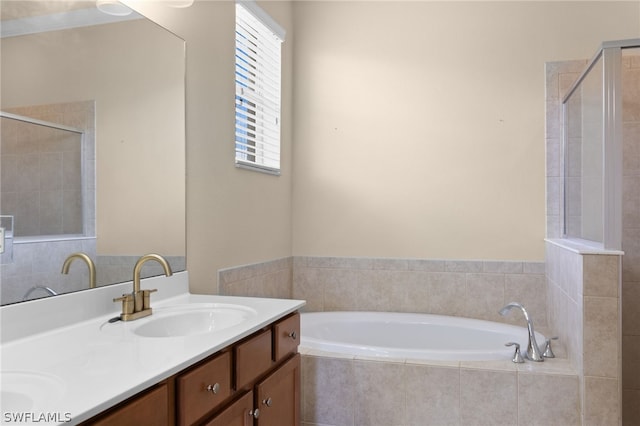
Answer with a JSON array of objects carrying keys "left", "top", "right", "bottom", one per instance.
[
  {"left": 504, "top": 274, "right": 547, "bottom": 328},
  {"left": 353, "top": 360, "right": 406, "bottom": 426},
  {"left": 622, "top": 282, "right": 640, "bottom": 335},
  {"left": 322, "top": 268, "right": 359, "bottom": 311},
  {"left": 460, "top": 369, "right": 517, "bottom": 425},
  {"left": 623, "top": 229, "right": 640, "bottom": 282},
  {"left": 405, "top": 364, "right": 460, "bottom": 426},
  {"left": 623, "top": 389, "right": 640, "bottom": 426},
  {"left": 446, "top": 260, "right": 483, "bottom": 273},
  {"left": 584, "top": 376, "right": 620, "bottom": 426},
  {"left": 518, "top": 373, "right": 580, "bottom": 426},
  {"left": 355, "top": 270, "right": 406, "bottom": 312},
  {"left": 623, "top": 122, "right": 640, "bottom": 175},
  {"left": 293, "top": 267, "right": 324, "bottom": 312},
  {"left": 583, "top": 255, "right": 619, "bottom": 298},
  {"left": 426, "top": 272, "right": 466, "bottom": 316},
  {"left": 584, "top": 296, "right": 619, "bottom": 378},
  {"left": 483, "top": 261, "right": 523, "bottom": 274},
  {"left": 302, "top": 355, "right": 355, "bottom": 426},
  {"left": 407, "top": 259, "right": 446, "bottom": 272},
  {"left": 465, "top": 273, "right": 505, "bottom": 322},
  {"left": 622, "top": 335, "right": 640, "bottom": 390}
]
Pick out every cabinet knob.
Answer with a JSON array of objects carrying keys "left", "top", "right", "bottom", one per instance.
[
  {"left": 249, "top": 408, "right": 260, "bottom": 419},
  {"left": 206, "top": 383, "right": 220, "bottom": 394},
  {"left": 288, "top": 331, "right": 297, "bottom": 340},
  {"left": 262, "top": 397, "right": 273, "bottom": 407}
]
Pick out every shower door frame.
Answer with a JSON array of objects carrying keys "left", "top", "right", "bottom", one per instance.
[{"left": 561, "top": 38, "right": 640, "bottom": 250}]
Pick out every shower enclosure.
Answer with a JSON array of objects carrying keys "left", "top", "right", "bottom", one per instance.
[
  {"left": 561, "top": 38, "right": 640, "bottom": 425},
  {"left": 0, "top": 110, "right": 97, "bottom": 305},
  {"left": 1, "top": 112, "right": 85, "bottom": 239}
]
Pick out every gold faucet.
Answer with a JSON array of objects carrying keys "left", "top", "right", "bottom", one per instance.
[
  {"left": 61, "top": 252, "right": 97, "bottom": 289},
  {"left": 114, "top": 253, "right": 173, "bottom": 321}
]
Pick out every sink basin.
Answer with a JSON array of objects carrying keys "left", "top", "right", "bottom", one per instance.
[
  {"left": 101, "top": 303, "right": 258, "bottom": 338},
  {"left": 0, "top": 371, "right": 65, "bottom": 412}
]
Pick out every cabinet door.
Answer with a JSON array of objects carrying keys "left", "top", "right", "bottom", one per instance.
[
  {"left": 235, "top": 329, "right": 273, "bottom": 391},
  {"left": 255, "top": 354, "right": 300, "bottom": 426},
  {"left": 88, "top": 383, "right": 169, "bottom": 426},
  {"left": 203, "top": 391, "right": 255, "bottom": 426}
]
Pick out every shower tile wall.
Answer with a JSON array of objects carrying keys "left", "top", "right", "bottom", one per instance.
[
  {"left": 1, "top": 118, "right": 82, "bottom": 236},
  {"left": 2, "top": 101, "right": 96, "bottom": 238},
  {"left": 622, "top": 51, "right": 640, "bottom": 426},
  {"left": 546, "top": 53, "right": 640, "bottom": 425},
  {"left": 545, "top": 241, "right": 622, "bottom": 425},
  {"left": 0, "top": 101, "right": 97, "bottom": 305}
]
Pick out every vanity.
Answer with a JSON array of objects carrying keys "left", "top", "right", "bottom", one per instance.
[{"left": 0, "top": 272, "right": 305, "bottom": 425}]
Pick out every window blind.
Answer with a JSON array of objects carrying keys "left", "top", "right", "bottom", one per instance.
[{"left": 235, "top": 2, "right": 284, "bottom": 174}]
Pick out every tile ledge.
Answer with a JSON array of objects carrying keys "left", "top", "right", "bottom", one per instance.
[{"left": 545, "top": 238, "right": 624, "bottom": 256}]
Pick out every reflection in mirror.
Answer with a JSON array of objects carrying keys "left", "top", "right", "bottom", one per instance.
[{"left": 0, "top": 1, "right": 186, "bottom": 305}]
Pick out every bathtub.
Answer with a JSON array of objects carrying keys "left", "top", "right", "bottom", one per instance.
[{"left": 300, "top": 311, "right": 546, "bottom": 361}]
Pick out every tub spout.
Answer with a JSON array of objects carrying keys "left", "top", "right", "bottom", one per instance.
[{"left": 498, "top": 302, "right": 544, "bottom": 362}]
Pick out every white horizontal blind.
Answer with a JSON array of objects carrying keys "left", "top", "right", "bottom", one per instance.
[{"left": 235, "top": 2, "right": 283, "bottom": 174}]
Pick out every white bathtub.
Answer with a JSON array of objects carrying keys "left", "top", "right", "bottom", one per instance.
[{"left": 300, "top": 311, "right": 546, "bottom": 361}]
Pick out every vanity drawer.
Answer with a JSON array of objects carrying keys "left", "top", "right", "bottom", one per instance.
[
  {"left": 235, "top": 328, "right": 273, "bottom": 390},
  {"left": 273, "top": 312, "right": 300, "bottom": 362},
  {"left": 176, "top": 350, "right": 232, "bottom": 426}
]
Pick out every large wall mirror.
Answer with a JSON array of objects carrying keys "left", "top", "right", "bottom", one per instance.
[{"left": 0, "top": 1, "right": 186, "bottom": 305}]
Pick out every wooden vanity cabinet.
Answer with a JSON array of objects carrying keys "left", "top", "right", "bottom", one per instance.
[{"left": 82, "top": 312, "right": 300, "bottom": 426}]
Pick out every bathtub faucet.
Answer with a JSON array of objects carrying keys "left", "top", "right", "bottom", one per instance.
[{"left": 498, "top": 302, "right": 544, "bottom": 362}]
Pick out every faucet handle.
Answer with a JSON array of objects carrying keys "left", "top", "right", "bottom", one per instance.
[
  {"left": 505, "top": 342, "right": 525, "bottom": 363},
  {"left": 142, "top": 288, "right": 158, "bottom": 310},
  {"left": 543, "top": 336, "right": 559, "bottom": 358},
  {"left": 114, "top": 294, "right": 134, "bottom": 315}
]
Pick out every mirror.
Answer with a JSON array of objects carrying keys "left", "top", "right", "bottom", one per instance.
[{"left": 0, "top": 1, "right": 186, "bottom": 305}]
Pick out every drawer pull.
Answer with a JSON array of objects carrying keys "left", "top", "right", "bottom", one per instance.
[
  {"left": 288, "top": 331, "right": 297, "bottom": 340},
  {"left": 206, "top": 383, "right": 220, "bottom": 394},
  {"left": 262, "top": 397, "right": 273, "bottom": 407},
  {"left": 249, "top": 408, "right": 260, "bottom": 419}
]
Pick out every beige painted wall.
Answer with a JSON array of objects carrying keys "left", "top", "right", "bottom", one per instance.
[
  {"left": 124, "top": 0, "right": 294, "bottom": 293},
  {"left": 1, "top": 19, "right": 185, "bottom": 255},
  {"left": 291, "top": 1, "right": 639, "bottom": 261},
  {"left": 124, "top": 1, "right": 638, "bottom": 294}
]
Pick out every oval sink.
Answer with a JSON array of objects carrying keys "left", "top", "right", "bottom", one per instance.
[
  {"left": 101, "top": 303, "right": 258, "bottom": 338},
  {"left": 0, "top": 371, "right": 65, "bottom": 412}
]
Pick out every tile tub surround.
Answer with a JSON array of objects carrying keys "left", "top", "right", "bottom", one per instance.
[
  {"left": 546, "top": 54, "right": 639, "bottom": 425},
  {"left": 546, "top": 240, "right": 622, "bottom": 426},
  {"left": 300, "top": 350, "right": 580, "bottom": 426},
  {"left": 218, "top": 256, "right": 293, "bottom": 299},
  {"left": 621, "top": 51, "right": 640, "bottom": 426},
  {"left": 292, "top": 257, "right": 547, "bottom": 328}
]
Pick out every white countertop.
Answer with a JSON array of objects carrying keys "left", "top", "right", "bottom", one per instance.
[{"left": 0, "top": 272, "right": 305, "bottom": 425}]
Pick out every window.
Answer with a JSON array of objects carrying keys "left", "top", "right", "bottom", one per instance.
[{"left": 235, "top": 1, "right": 285, "bottom": 175}]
